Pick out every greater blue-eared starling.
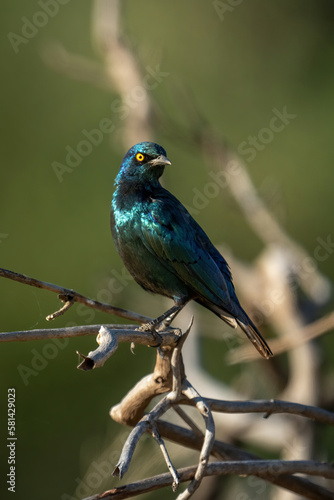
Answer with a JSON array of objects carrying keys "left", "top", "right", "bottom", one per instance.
[{"left": 111, "top": 142, "right": 273, "bottom": 359}]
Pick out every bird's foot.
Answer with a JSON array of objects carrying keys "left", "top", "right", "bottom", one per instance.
[
  {"left": 138, "top": 320, "right": 157, "bottom": 332},
  {"left": 137, "top": 322, "right": 163, "bottom": 347}
]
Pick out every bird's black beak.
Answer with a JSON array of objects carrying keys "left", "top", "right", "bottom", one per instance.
[{"left": 149, "top": 155, "right": 172, "bottom": 167}]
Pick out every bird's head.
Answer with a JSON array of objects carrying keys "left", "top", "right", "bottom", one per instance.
[{"left": 115, "top": 142, "right": 171, "bottom": 185}]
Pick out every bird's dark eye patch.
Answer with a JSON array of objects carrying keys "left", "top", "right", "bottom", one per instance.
[{"left": 136, "top": 153, "right": 145, "bottom": 162}]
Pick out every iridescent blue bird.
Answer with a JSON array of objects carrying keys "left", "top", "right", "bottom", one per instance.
[{"left": 111, "top": 142, "right": 273, "bottom": 358}]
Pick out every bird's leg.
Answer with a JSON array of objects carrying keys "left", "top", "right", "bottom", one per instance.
[
  {"left": 138, "top": 303, "right": 186, "bottom": 333},
  {"left": 157, "top": 304, "right": 185, "bottom": 331}
]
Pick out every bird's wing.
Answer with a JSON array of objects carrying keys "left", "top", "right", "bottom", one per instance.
[
  {"left": 140, "top": 193, "right": 238, "bottom": 313},
  {"left": 140, "top": 192, "right": 273, "bottom": 359}
]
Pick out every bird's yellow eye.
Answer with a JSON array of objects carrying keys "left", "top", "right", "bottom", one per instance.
[{"left": 136, "top": 153, "right": 144, "bottom": 162}]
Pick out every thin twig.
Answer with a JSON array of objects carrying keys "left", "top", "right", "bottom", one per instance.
[
  {"left": 173, "top": 405, "right": 204, "bottom": 438},
  {"left": 46, "top": 297, "right": 74, "bottom": 320},
  {"left": 113, "top": 395, "right": 173, "bottom": 479},
  {"left": 151, "top": 423, "right": 180, "bottom": 492},
  {"left": 0, "top": 267, "right": 152, "bottom": 323},
  {"left": 179, "top": 379, "right": 215, "bottom": 499}
]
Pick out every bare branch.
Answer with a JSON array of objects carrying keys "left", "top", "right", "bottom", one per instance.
[
  {"left": 156, "top": 420, "right": 334, "bottom": 500},
  {"left": 0, "top": 324, "right": 178, "bottom": 350},
  {"left": 110, "top": 348, "right": 174, "bottom": 426},
  {"left": 0, "top": 267, "right": 151, "bottom": 323},
  {"left": 202, "top": 398, "right": 334, "bottom": 426},
  {"left": 113, "top": 395, "right": 173, "bottom": 479},
  {"left": 173, "top": 405, "right": 204, "bottom": 439},
  {"left": 171, "top": 318, "right": 193, "bottom": 397},
  {"left": 85, "top": 460, "right": 334, "bottom": 500}
]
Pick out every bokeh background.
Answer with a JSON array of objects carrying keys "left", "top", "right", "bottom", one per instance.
[{"left": 1, "top": 1, "right": 334, "bottom": 499}]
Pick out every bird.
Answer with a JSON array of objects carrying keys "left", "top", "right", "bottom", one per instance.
[{"left": 110, "top": 141, "right": 273, "bottom": 359}]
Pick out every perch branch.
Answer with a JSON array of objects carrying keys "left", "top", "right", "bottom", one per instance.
[
  {"left": 0, "top": 267, "right": 151, "bottom": 323},
  {"left": 0, "top": 324, "right": 178, "bottom": 352}
]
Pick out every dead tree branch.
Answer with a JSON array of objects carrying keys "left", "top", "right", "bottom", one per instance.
[
  {"left": 85, "top": 460, "right": 334, "bottom": 500},
  {"left": 0, "top": 267, "right": 151, "bottom": 324}
]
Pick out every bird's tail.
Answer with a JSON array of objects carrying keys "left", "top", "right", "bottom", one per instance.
[
  {"left": 199, "top": 300, "right": 273, "bottom": 359},
  {"left": 197, "top": 300, "right": 273, "bottom": 359},
  {"left": 235, "top": 317, "right": 273, "bottom": 359}
]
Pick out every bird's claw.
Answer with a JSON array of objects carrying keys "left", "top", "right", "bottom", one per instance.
[
  {"left": 137, "top": 322, "right": 163, "bottom": 348},
  {"left": 149, "top": 329, "right": 163, "bottom": 348}
]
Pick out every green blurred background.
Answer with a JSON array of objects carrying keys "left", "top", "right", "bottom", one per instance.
[{"left": 1, "top": 1, "right": 334, "bottom": 499}]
